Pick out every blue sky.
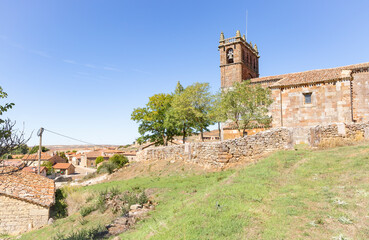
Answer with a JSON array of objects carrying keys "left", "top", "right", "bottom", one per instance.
[{"left": 1, "top": 0, "right": 369, "bottom": 146}]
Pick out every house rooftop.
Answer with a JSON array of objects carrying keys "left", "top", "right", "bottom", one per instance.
[
  {"left": 0, "top": 166, "right": 55, "bottom": 207},
  {"left": 53, "top": 163, "right": 74, "bottom": 169}
]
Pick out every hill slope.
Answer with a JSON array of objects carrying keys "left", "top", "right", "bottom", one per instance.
[{"left": 19, "top": 143, "right": 369, "bottom": 240}]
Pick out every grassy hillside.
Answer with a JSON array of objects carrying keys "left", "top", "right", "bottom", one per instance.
[{"left": 19, "top": 143, "right": 369, "bottom": 240}]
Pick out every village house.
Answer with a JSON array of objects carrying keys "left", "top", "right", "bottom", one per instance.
[
  {"left": 80, "top": 151, "right": 109, "bottom": 168},
  {"left": 219, "top": 30, "right": 369, "bottom": 139},
  {"left": 0, "top": 166, "right": 55, "bottom": 234},
  {"left": 53, "top": 163, "right": 75, "bottom": 175},
  {"left": 22, "top": 153, "right": 67, "bottom": 167}
]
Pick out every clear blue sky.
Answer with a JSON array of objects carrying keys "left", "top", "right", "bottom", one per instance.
[{"left": 1, "top": 0, "right": 369, "bottom": 146}]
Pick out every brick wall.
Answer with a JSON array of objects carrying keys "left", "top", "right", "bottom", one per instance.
[
  {"left": 137, "top": 128, "right": 293, "bottom": 167},
  {"left": 0, "top": 195, "right": 49, "bottom": 234}
]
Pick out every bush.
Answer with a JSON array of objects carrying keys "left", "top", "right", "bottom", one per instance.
[
  {"left": 80, "top": 205, "right": 97, "bottom": 217},
  {"left": 95, "top": 156, "right": 104, "bottom": 166},
  {"left": 51, "top": 189, "right": 68, "bottom": 218},
  {"left": 97, "top": 162, "right": 116, "bottom": 174},
  {"left": 109, "top": 154, "right": 129, "bottom": 168},
  {"left": 52, "top": 225, "right": 106, "bottom": 240}
]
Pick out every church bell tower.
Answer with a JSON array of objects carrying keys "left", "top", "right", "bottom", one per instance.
[{"left": 218, "top": 30, "right": 260, "bottom": 89}]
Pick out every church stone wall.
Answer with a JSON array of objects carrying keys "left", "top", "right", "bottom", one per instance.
[
  {"left": 136, "top": 128, "right": 293, "bottom": 167},
  {"left": 271, "top": 80, "right": 352, "bottom": 127},
  {"left": 352, "top": 72, "right": 369, "bottom": 122},
  {"left": 0, "top": 195, "right": 49, "bottom": 234},
  {"left": 309, "top": 122, "right": 369, "bottom": 146}
]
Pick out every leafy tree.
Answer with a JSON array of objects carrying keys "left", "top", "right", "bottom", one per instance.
[
  {"left": 168, "top": 82, "right": 216, "bottom": 143},
  {"left": 174, "top": 81, "right": 184, "bottom": 95},
  {"left": 109, "top": 154, "right": 128, "bottom": 168},
  {"left": 131, "top": 93, "right": 178, "bottom": 146},
  {"left": 219, "top": 81, "right": 272, "bottom": 137},
  {"left": 95, "top": 156, "right": 105, "bottom": 165},
  {"left": 56, "top": 151, "right": 68, "bottom": 160},
  {"left": 29, "top": 146, "right": 50, "bottom": 154},
  {"left": 0, "top": 87, "right": 28, "bottom": 158},
  {"left": 12, "top": 144, "right": 29, "bottom": 154},
  {"left": 41, "top": 161, "right": 54, "bottom": 175}
]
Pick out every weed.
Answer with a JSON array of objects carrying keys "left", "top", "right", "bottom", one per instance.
[
  {"left": 332, "top": 198, "right": 347, "bottom": 206},
  {"left": 80, "top": 205, "right": 97, "bottom": 217},
  {"left": 338, "top": 216, "right": 353, "bottom": 224},
  {"left": 77, "top": 216, "right": 88, "bottom": 225},
  {"left": 138, "top": 191, "right": 148, "bottom": 205},
  {"left": 332, "top": 234, "right": 351, "bottom": 240}
]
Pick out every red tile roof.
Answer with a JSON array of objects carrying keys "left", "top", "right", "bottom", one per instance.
[
  {"left": 22, "top": 152, "right": 53, "bottom": 161},
  {"left": 249, "top": 62, "right": 369, "bottom": 87},
  {"left": 22, "top": 166, "right": 47, "bottom": 173},
  {"left": 53, "top": 163, "right": 74, "bottom": 169},
  {"left": 0, "top": 166, "right": 55, "bottom": 207}
]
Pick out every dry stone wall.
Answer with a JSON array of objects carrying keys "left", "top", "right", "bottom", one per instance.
[
  {"left": 309, "top": 122, "right": 369, "bottom": 146},
  {"left": 137, "top": 128, "right": 293, "bottom": 167},
  {"left": 0, "top": 194, "right": 49, "bottom": 234}
]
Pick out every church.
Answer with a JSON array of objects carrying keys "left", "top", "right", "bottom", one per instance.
[{"left": 219, "top": 30, "right": 369, "bottom": 138}]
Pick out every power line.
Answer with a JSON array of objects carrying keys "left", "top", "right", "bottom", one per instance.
[{"left": 43, "top": 128, "right": 98, "bottom": 146}]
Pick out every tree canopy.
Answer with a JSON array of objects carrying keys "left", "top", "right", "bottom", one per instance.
[
  {"left": 219, "top": 81, "right": 272, "bottom": 137},
  {"left": 132, "top": 82, "right": 218, "bottom": 145}
]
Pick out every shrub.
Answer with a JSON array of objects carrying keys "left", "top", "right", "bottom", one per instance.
[
  {"left": 95, "top": 156, "right": 104, "bottom": 166},
  {"left": 52, "top": 225, "right": 106, "bottom": 240},
  {"left": 97, "top": 162, "right": 116, "bottom": 174},
  {"left": 109, "top": 154, "right": 129, "bottom": 168},
  {"left": 138, "top": 191, "right": 148, "bottom": 205},
  {"left": 79, "top": 205, "right": 97, "bottom": 217},
  {"left": 51, "top": 189, "right": 68, "bottom": 218},
  {"left": 82, "top": 172, "right": 97, "bottom": 181}
]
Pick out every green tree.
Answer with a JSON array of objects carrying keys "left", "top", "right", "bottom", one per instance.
[
  {"left": 95, "top": 156, "right": 105, "bottom": 165},
  {"left": 56, "top": 151, "right": 68, "bottom": 160},
  {"left": 12, "top": 144, "right": 29, "bottom": 154},
  {"left": 109, "top": 154, "right": 128, "bottom": 168},
  {"left": 131, "top": 93, "right": 178, "bottom": 146},
  {"left": 29, "top": 146, "right": 50, "bottom": 154},
  {"left": 41, "top": 161, "right": 54, "bottom": 175},
  {"left": 219, "top": 81, "right": 272, "bottom": 137},
  {"left": 0, "top": 87, "right": 28, "bottom": 158},
  {"left": 169, "top": 82, "right": 216, "bottom": 143}
]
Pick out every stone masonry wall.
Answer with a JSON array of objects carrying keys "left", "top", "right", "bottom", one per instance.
[
  {"left": 137, "top": 128, "right": 293, "bottom": 167},
  {"left": 271, "top": 80, "right": 352, "bottom": 128},
  {"left": 0, "top": 194, "right": 49, "bottom": 234},
  {"left": 309, "top": 122, "right": 369, "bottom": 146},
  {"left": 352, "top": 72, "right": 369, "bottom": 122}
]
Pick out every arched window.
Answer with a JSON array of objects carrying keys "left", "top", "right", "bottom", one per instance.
[{"left": 226, "top": 48, "right": 234, "bottom": 64}]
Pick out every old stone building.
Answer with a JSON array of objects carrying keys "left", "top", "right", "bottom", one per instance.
[
  {"left": 219, "top": 31, "right": 369, "bottom": 132},
  {"left": 0, "top": 166, "right": 55, "bottom": 234}
]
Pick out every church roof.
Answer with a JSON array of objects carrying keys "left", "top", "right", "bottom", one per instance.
[{"left": 249, "top": 62, "right": 369, "bottom": 88}]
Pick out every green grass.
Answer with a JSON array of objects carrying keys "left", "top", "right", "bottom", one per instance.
[{"left": 18, "top": 143, "right": 369, "bottom": 240}]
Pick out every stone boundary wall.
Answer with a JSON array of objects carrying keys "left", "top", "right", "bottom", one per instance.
[
  {"left": 309, "top": 122, "right": 369, "bottom": 146},
  {"left": 0, "top": 194, "right": 49, "bottom": 234},
  {"left": 136, "top": 128, "right": 293, "bottom": 167}
]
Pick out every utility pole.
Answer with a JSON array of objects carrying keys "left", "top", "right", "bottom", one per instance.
[{"left": 37, "top": 127, "right": 44, "bottom": 175}]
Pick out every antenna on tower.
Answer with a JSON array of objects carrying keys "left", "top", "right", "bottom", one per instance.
[{"left": 246, "top": 10, "right": 248, "bottom": 41}]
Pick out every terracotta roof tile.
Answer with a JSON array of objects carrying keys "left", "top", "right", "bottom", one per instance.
[
  {"left": 53, "top": 163, "right": 74, "bottom": 169},
  {"left": 249, "top": 62, "right": 369, "bottom": 87},
  {"left": 0, "top": 166, "right": 55, "bottom": 207}
]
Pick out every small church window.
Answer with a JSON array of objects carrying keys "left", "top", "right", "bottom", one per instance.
[
  {"left": 303, "top": 92, "right": 312, "bottom": 104},
  {"left": 227, "top": 48, "right": 234, "bottom": 64}
]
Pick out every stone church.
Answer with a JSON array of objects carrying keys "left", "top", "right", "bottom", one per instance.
[{"left": 219, "top": 30, "right": 369, "bottom": 138}]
